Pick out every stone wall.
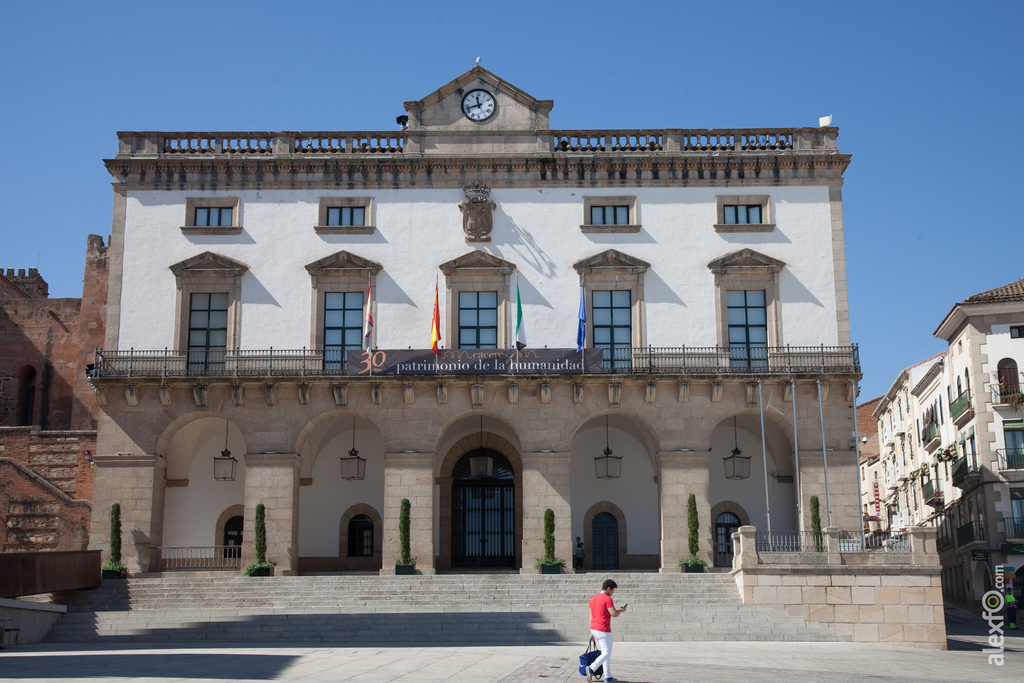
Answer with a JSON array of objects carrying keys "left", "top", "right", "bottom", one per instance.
[
  {"left": 0, "top": 427, "right": 94, "bottom": 553},
  {"left": 0, "top": 597, "right": 66, "bottom": 645},
  {"left": 732, "top": 525, "right": 946, "bottom": 649}
]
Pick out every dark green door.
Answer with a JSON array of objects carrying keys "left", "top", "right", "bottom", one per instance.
[{"left": 592, "top": 512, "right": 618, "bottom": 570}]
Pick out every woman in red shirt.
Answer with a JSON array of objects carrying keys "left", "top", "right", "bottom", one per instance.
[{"left": 587, "top": 579, "right": 626, "bottom": 682}]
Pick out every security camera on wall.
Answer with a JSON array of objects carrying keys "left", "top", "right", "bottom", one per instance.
[{"left": 861, "top": 436, "right": 869, "bottom": 444}]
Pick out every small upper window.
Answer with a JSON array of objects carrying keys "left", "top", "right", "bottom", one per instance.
[
  {"left": 1011, "top": 326, "right": 1024, "bottom": 338},
  {"left": 183, "top": 197, "right": 242, "bottom": 234},
  {"left": 317, "top": 198, "right": 375, "bottom": 234},
  {"left": 590, "top": 205, "right": 630, "bottom": 225},
  {"left": 581, "top": 197, "right": 639, "bottom": 233},
  {"left": 715, "top": 195, "right": 773, "bottom": 233},
  {"left": 723, "top": 204, "right": 762, "bottom": 225},
  {"left": 195, "top": 206, "right": 233, "bottom": 227},
  {"left": 327, "top": 206, "right": 366, "bottom": 227}
]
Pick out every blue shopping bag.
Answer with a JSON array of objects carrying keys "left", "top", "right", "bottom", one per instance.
[{"left": 578, "top": 636, "right": 603, "bottom": 678}]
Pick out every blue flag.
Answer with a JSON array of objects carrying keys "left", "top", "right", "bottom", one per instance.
[{"left": 576, "top": 284, "right": 586, "bottom": 352}]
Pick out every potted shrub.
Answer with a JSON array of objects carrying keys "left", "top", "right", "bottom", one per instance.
[
  {"left": 810, "top": 495, "right": 823, "bottom": 551},
  {"left": 534, "top": 508, "right": 565, "bottom": 574},
  {"left": 396, "top": 498, "right": 416, "bottom": 575},
  {"left": 680, "top": 493, "right": 705, "bottom": 572},
  {"left": 101, "top": 502, "right": 127, "bottom": 579},
  {"left": 243, "top": 503, "right": 274, "bottom": 577}
]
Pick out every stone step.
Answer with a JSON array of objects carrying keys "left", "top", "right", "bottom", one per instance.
[{"left": 44, "top": 574, "right": 844, "bottom": 645}]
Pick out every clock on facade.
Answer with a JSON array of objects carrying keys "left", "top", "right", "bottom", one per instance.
[{"left": 461, "top": 89, "right": 496, "bottom": 122}]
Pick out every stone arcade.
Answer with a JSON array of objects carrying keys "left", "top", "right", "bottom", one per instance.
[{"left": 89, "top": 67, "right": 864, "bottom": 579}]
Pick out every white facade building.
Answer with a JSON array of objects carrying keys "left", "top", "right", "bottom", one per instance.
[
  {"left": 864, "top": 278, "right": 1024, "bottom": 610},
  {"left": 88, "top": 68, "right": 861, "bottom": 575}
]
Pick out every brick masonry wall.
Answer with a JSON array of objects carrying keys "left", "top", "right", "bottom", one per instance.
[{"left": 0, "top": 427, "right": 95, "bottom": 552}]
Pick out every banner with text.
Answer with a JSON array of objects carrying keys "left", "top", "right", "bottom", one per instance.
[{"left": 346, "top": 348, "right": 605, "bottom": 376}]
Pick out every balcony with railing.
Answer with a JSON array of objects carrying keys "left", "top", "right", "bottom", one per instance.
[
  {"left": 956, "top": 520, "right": 985, "bottom": 547},
  {"left": 951, "top": 456, "right": 980, "bottom": 488},
  {"left": 921, "top": 421, "right": 941, "bottom": 453},
  {"left": 922, "top": 479, "right": 944, "bottom": 507},
  {"left": 89, "top": 344, "right": 861, "bottom": 381},
  {"left": 1007, "top": 517, "right": 1024, "bottom": 540},
  {"left": 997, "top": 448, "right": 1024, "bottom": 472},
  {"left": 949, "top": 391, "right": 973, "bottom": 427},
  {"left": 990, "top": 384, "right": 1024, "bottom": 408}
]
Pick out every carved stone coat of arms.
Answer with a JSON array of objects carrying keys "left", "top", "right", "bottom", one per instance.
[{"left": 459, "top": 182, "right": 495, "bottom": 242}]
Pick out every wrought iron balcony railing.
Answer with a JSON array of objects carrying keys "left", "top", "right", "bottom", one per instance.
[
  {"left": 1007, "top": 517, "right": 1024, "bottom": 539},
  {"left": 922, "top": 479, "right": 943, "bottom": 506},
  {"left": 951, "top": 456, "right": 980, "bottom": 487},
  {"left": 90, "top": 344, "right": 860, "bottom": 380},
  {"left": 949, "top": 391, "right": 972, "bottom": 421},
  {"left": 997, "top": 448, "right": 1024, "bottom": 471},
  {"left": 956, "top": 520, "right": 985, "bottom": 547}
]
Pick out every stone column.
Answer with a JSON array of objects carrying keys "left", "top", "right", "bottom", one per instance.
[
  {"left": 520, "top": 451, "right": 571, "bottom": 573},
  {"left": 658, "top": 450, "right": 711, "bottom": 571},
  {"left": 89, "top": 453, "right": 166, "bottom": 574},
  {"left": 242, "top": 453, "right": 300, "bottom": 575},
  {"left": 382, "top": 452, "right": 435, "bottom": 574},
  {"left": 909, "top": 526, "right": 938, "bottom": 565}
]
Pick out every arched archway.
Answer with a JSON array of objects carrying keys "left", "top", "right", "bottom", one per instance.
[
  {"left": 436, "top": 414, "right": 522, "bottom": 571},
  {"left": 161, "top": 414, "right": 247, "bottom": 549},
  {"left": 583, "top": 502, "right": 628, "bottom": 571},
  {"left": 708, "top": 412, "right": 797, "bottom": 535},
  {"left": 571, "top": 413, "right": 659, "bottom": 570},
  {"left": 296, "top": 412, "right": 384, "bottom": 571},
  {"left": 339, "top": 503, "right": 383, "bottom": 572}
]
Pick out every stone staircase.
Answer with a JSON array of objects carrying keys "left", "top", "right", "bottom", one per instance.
[{"left": 44, "top": 573, "right": 845, "bottom": 644}]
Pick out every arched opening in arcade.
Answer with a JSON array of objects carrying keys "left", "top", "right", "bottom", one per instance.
[{"left": 436, "top": 413, "right": 522, "bottom": 571}]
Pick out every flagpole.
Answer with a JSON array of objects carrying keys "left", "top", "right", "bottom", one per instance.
[{"left": 366, "top": 273, "right": 373, "bottom": 380}]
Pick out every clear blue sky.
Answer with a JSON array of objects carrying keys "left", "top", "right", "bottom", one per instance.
[{"left": 2, "top": 0, "right": 1022, "bottom": 401}]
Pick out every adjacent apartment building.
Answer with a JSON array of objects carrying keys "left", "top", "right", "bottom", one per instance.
[
  {"left": 87, "top": 67, "right": 862, "bottom": 575},
  {"left": 865, "top": 278, "right": 1024, "bottom": 610}
]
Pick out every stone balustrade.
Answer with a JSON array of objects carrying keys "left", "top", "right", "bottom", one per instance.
[{"left": 114, "top": 126, "right": 838, "bottom": 158}]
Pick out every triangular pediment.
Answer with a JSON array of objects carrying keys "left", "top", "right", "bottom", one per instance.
[
  {"left": 305, "top": 251, "right": 382, "bottom": 276},
  {"left": 403, "top": 66, "right": 553, "bottom": 132},
  {"left": 573, "top": 249, "right": 650, "bottom": 274},
  {"left": 708, "top": 249, "right": 785, "bottom": 273},
  {"left": 439, "top": 250, "right": 516, "bottom": 275},
  {"left": 169, "top": 252, "right": 249, "bottom": 276}
]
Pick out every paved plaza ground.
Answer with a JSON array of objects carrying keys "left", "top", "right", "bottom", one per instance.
[{"left": 1, "top": 608, "right": 1020, "bottom": 682}]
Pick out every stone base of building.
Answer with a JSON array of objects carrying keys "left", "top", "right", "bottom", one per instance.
[{"left": 731, "top": 525, "right": 946, "bottom": 649}]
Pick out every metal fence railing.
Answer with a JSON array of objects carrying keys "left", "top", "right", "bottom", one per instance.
[
  {"left": 755, "top": 530, "right": 825, "bottom": 553},
  {"left": 156, "top": 546, "right": 242, "bottom": 570},
  {"left": 91, "top": 344, "right": 860, "bottom": 379}
]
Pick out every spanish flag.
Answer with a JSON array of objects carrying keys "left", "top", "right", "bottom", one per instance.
[{"left": 431, "top": 280, "right": 441, "bottom": 354}]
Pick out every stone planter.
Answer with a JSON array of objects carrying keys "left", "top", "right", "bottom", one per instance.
[{"left": 396, "top": 564, "right": 416, "bottom": 575}]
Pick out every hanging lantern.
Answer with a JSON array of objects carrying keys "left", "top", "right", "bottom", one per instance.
[
  {"left": 469, "top": 416, "right": 493, "bottom": 477},
  {"left": 724, "top": 416, "right": 751, "bottom": 480},
  {"left": 340, "top": 415, "right": 366, "bottom": 480},
  {"left": 213, "top": 419, "right": 237, "bottom": 481},
  {"left": 595, "top": 415, "right": 622, "bottom": 479}
]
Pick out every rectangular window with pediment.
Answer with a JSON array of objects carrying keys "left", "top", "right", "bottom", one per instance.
[
  {"left": 593, "top": 290, "right": 632, "bottom": 370},
  {"left": 727, "top": 290, "right": 768, "bottom": 368},
  {"left": 458, "top": 291, "right": 498, "bottom": 349},
  {"left": 188, "top": 293, "right": 228, "bottom": 374},
  {"left": 324, "top": 292, "right": 365, "bottom": 372}
]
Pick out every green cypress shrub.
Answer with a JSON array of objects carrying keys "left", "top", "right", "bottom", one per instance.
[
  {"left": 255, "top": 503, "right": 267, "bottom": 564},
  {"left": 687, "top": 493, "right": 699, "bottom": 557},
  {"left": 399, "top": 498, "right": 412, "bottom": 564}
]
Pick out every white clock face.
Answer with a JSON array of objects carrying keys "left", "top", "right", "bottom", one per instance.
[{"left": 461, "top": 89, "right": 496, "bottom": 122}]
